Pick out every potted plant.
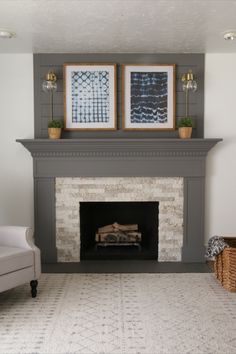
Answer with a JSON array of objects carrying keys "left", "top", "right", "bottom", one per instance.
[
  {"left": 48, "top": 119, "right": 63, "bottom": 139},
  {"left": 177, "top": 117, "right": 193, "bottom": 139}
]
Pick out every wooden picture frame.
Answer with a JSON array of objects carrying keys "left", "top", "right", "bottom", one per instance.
[
  {"left": 64, "top": 63, "right": 117, "bottom": 131},
  {"left": 122, "top": 64, "right": 176, "bottom": 131}
]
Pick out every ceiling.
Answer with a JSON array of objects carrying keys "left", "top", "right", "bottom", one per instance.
[{"left": 0, "top": 0, "right": 236, "bottom": 53}]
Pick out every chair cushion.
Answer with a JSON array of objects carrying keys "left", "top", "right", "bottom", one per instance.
[{"left": 0, "top": 246, "right": 34, "bottom": 276}]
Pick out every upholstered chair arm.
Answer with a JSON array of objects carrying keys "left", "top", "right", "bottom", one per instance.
[
  {"left": 0, "top": 226, "right": 41, "bottom": 279},
  {"left": 0, "top": 226, "right": 35, "bottom": 250}
]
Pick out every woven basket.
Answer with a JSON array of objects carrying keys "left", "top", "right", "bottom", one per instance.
[{"left": 214, "top": 237, "right": 236, "bottom": 292}]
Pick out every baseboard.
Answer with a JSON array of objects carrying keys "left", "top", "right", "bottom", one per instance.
[{"left": 42, "top": 260, "right": 211, "bottom": 273}]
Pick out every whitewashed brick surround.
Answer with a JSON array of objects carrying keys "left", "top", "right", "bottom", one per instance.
[{"left": 56, "top": 177, "right": 184, "bottom": 262}]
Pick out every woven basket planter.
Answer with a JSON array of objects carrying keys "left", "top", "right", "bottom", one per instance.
[{"left": 214, "top": 237, "right": 236, "bottom": 292}]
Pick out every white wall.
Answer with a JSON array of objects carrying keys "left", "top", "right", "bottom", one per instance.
[
  {"left": 0, "top": 54, "right": 34, "bottom": 227},
  {"left": 205, "top": 54, "right": 236, "bottom": 240}
]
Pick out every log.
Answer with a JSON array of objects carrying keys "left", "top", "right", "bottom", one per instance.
[
  {"left": 98, "top": 222, "right": 138, "bottom": 234},
  {"left": 98, "top": 224, "right": 115, "bottom": 233},
  {"left": 113, "top": 222, "right": 138, "bottom": 232}
]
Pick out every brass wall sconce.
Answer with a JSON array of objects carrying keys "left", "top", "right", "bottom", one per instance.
[
  {"left": 181, "top": 69, "right": 197, "bottom": 117},
  {"left": 42, "top": 71, "right": 57, "bottom": 121}
]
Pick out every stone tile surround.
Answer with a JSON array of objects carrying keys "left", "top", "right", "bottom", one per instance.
[{"left": 56, "top": 177, "right": 184, "bottom": 262}]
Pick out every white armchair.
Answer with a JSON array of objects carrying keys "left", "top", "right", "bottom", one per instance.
[{"left": 0, "top": 226, "right": 41, "bottom": 297}]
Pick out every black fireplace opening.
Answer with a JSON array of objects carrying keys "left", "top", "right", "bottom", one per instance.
[{"left": 80, "top": 201, "right": 159, "bottom": 260}]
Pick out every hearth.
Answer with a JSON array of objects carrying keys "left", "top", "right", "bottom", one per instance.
[{"left": 80, "top": 202, "right": 159, "bottom": 260}]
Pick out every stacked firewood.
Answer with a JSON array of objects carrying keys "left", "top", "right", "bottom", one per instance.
[{"left": 95, "top": 222, "right": 142, "bottom": 243}]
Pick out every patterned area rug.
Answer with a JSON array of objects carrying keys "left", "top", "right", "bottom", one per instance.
[{"left": 0, "top": 273, "right": 236, "bottom": 354}]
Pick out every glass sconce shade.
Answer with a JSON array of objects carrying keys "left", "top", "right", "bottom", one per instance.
[
  {"left": 182, "top": 69, "right": 197, "bottom": 92},
  {"left": 182, "top": 79, "right": 197, "bottom": 92},
  {"left": 42, "top": 79, "right": 57, "bottom": 92}
]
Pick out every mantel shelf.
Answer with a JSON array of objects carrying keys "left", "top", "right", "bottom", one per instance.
[
  {"left": 17, "top": 138, "right": 222, "bottom": 158},
  {"left": 17, "top": 138, "right": 222, "bottom": 179}
]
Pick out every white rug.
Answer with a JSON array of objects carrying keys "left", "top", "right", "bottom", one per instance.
[{"left": 0, "top": 273, "right": 236, "bottom": 354}]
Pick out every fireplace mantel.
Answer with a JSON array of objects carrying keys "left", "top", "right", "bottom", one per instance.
[
  {"left": 17, "top": 138, "right": 222, "bottom": 264},
  {"left": 17, "top": 138, "right": 221, "bottom": 157},
  {"left": 17, "top": 138, "right": 221, "bottom": 178}
]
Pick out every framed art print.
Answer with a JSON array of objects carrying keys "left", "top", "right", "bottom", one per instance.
[
  {"left": 122, "top": 64, "right": 175, "bottom": 130},
  {"left": 64, "top": 63, "right": 117, "bottom": 130}
]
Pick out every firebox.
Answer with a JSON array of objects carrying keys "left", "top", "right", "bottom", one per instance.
[{"left": 80, "top": 202, "right": 159, "bottom": 260}]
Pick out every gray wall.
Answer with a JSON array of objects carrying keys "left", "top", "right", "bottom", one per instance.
[{"left": 34, "top": 53, "right": 204, "bottom": 139}]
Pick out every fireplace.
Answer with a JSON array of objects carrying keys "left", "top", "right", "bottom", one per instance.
[
  {"left": 17, "top": 138, "right": 222, "bottom": 264},
  {"left": 80, "top": 202, "right": 159, "bottom": 260}
]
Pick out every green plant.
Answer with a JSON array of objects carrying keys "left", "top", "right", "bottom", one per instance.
[
  {"left": 177, "top": 117, "right": 193, "bottom": 128},
  {"left": 48, "top": 119, "right": 64, "bottom": 128}
]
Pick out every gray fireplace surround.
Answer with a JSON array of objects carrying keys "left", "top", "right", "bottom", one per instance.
[{"left": 17, "top": 138, "right": 221, "bottom": 264}]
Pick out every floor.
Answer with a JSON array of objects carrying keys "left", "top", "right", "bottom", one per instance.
[{"left": 1, "top": 273, "right": 235, "bottom": 354}]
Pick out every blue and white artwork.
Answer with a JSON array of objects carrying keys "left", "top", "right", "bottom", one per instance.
[
  {"left": 64, "top": 64, "right": 116, "bottom": 130},
  {"left": 130, "top": 72, "right": 167, "bottom": 124},
  {"left": 123, "top": 65, "right": 175, "bottom": 130},
  {"left": 71, "top": 71, "right": 110, "bottom": 123}
]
